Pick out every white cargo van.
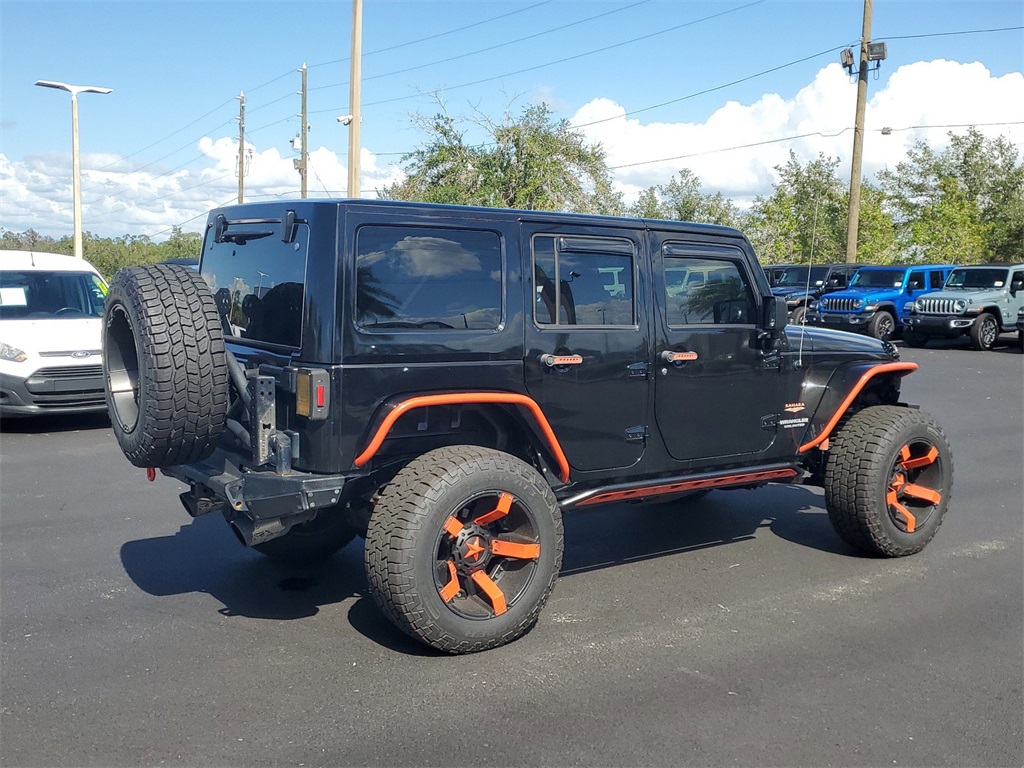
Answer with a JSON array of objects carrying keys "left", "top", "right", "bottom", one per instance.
[{"left": 0, "top": 250, "right": 108, "bottom": 417}]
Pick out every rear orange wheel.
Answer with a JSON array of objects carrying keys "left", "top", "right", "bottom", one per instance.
[{"left": 365, "top": 446, "right": 562, "bottom": 653}]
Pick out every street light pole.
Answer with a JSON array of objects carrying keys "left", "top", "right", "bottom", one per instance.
[
  {"left": 35, "top": 80, "right": 112, "bottom": 259},
  {"left": 844, "top": 0, "right": 872, "bottom": 264}
]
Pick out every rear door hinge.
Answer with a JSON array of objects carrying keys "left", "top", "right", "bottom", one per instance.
[
  {"left": 625, "top": 425, "right": 649, "bottom": 444},
  {"left": 627, "top": 362, "right": 650, "bottom": 379}
]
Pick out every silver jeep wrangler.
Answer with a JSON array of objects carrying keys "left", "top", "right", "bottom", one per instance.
[{"left": 904, "top": 263, "right": 1024, "bottom": 350}]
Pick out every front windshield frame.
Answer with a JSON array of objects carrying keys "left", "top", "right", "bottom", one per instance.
[
  {"left": 850, "top": 269, "right": 905, "bottom": 288},
  {"left": 944, "top": 268, "right": 1009, "bottom": 290}
]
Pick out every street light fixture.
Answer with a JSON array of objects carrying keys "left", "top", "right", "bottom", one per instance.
[{"left": 35, "top": 79, "right": 113, "bottom": 259}]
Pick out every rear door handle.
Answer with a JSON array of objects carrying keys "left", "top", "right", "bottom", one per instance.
[
  {"left": 661, "top": 350, "right": 698, "bottom": 364},
  {"left": 540, "top": 353, "right": 583, "bottom": 367}
]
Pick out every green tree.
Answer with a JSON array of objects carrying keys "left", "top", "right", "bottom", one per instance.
[
  {"left": 628, "top": 169, "right": 739, "bottom": 226},
  {"left": 382, "top": 103, "right": 623, "bottom": 215},
  {"left": 746, "top": 152, "right": 849, "bottom": 264},
  {"left": 878, "top": 128, "right": 1024, "bottom": 262}
]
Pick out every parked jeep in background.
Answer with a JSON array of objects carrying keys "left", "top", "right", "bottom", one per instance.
[
  {"left": 769, "top": 263, "right": 858, "bottom": 323},
  {"left": 903, "top": 264, "right": 1024, "bottom": 350},
  {"left": 763, "top": 263, "right": 794, "bottom": 287},
  {"left": 102, "top": 200, "right": 953, "bottom": 654},
  {"left": 805, "top": 264, "right": 954, "bottom": 340}
]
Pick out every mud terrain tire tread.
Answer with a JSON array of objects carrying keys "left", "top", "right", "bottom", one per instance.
[
  {"left": 365, "top": 446, "right": 562, "bottom": 654},
  {"left": 104, "top": 264, "right": 229, "bottom": 467},
  {"left": 824, "top": 405, "right": 952, "bottom": 557}
]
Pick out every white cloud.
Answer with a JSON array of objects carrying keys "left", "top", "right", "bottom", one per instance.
[
  {"left": 571, "top": 59, "right": 1024, "bottom": 207},
  {"left": 1, "top": 59, "right": 1020, "bottom": 239}
]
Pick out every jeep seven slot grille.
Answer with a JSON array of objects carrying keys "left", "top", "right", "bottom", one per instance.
[
  {"left": 916, "top": 298, "right": 961, "bottom": 315},
  {"left": 821, "top": 298, "right": 860, "bottom": 312}
]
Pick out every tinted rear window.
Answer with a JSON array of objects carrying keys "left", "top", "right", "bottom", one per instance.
[{"left": 201, "top": 224, "right": 309, "bottom": 348}]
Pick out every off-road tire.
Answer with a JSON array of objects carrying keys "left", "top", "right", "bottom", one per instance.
[
  {"left": 901, "top": 328, "right": 928, "bottom": 348},
  {"left": 824, "top": 405, "right": 952, "bottom": 557},
  {"left": 103, "top": 264, "right": 229, "bottom": 467},
  {"left": 365, "top": 446, "right": 563, "bottom": 654},
  {"left": 867, "top": 311, "right": 896, "bottom": 341},
  {"left": 253, "top": 512, "right": 357, "bottom": 564},
  {"left": 969, "top": 312, "right": 999, "bottom": 351},
  {"left": 790, "top": 305, "right": 808, "bottom": 325}
]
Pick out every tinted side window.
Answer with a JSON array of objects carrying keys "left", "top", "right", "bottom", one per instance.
[
  {"left": 928, "top": 270, "right": 946, "bottom": 289},
  {"left": 907, "top": 271, "right": 926, "bottom": 291},
  {"left": 664, "top": 256, "right": 755, "bottom": 326},
  {"left": 533, "top": 235, "right": 635, "bottom": 326},
  {"left": 356, "top": 226, "right": 502, "bottom": 331},
  {"left": 202, "top": 226, "right": 308, "bottom": 348}
]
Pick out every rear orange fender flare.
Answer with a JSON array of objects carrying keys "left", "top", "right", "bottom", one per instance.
[{"left": 353, "top": 392, "right": 571, "bottom": 483}]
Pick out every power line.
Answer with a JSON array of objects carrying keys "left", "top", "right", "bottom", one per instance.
[
  {"left": 607, "top": 120, "right": 1024, "bottom": 170},
  {"left": 309, "top": 0, "right": 656, "bottom": 93},
  {"left": 309, "top": 0, "right": 556, "bottom": 69},
  {"left": 312, "top": 0, "right": 767, "bottom": 114},
  {"left": 879, "top": 25, "right": 1024, "bottom": 41}
]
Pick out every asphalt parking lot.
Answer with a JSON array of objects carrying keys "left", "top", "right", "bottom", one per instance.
[{"left": 1, "top": 338, "right": 1022, "bottom": 767}]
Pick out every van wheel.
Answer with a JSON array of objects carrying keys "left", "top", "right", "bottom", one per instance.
[
  {"left": 824, "top": 406, "right": 952, "bottom": 557},
  {"left": 867, "top": 311, "right": 896, "bottom": 340},
  {"left": 970, "top": 312, "right": 999, "bottom": 350},
  {"left": 252, "top": 512, "right": 356, "bottom": 563},
  {"left": 103, "top": 264, "right": 229, "bottom": 467},
  {"left": 365, "top": 446, "right": 563, "bottom": 654}
]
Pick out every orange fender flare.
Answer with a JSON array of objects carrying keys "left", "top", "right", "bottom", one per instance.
[
  {"left": 799, "top": 362, "right": 918, "bottom": 453},
  {"left": 353, "top": 392, "right": 571, "bottom": 483}
]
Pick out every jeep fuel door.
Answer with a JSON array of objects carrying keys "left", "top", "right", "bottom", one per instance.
[
  {"left": 653, "top": 239, "right": 782, "bottom": 463},
  {"left": 522, "top": 226, "right": 650, "bottom": 472}
]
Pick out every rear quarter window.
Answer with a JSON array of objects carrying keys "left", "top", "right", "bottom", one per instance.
[{"left": 355, "top": 226, "right": 503, "bottom": 331}]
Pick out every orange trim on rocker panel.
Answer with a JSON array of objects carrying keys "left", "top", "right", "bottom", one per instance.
[
  {"left": 798, "top": 362, "right": 918, "bottom": 454},
  {"left": 577, "top": 468, "right": 799, "bottom": 507},
  {"left": 353, "top": 392, "right": 572, "bottom": 483}
]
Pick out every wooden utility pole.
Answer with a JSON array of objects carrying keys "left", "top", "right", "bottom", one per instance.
[
  {"left": 347, "top": 0, "right": 363, "bottom": 199},
  {"left": 845, "top": 0, "right": 873, "bottom": 264},
  {"left": 299, "top": 63, "right": 308, "bottom": 199},
  {"left": 236, "top": 91, "right": 245, "bottom": 204}
]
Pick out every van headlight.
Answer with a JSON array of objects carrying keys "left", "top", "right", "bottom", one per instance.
[{"left": 0, "top": 342, "right": 28, "bottom": 362}]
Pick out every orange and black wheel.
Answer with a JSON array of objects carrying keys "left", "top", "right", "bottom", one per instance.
[
  {"left": 365, "top": 446, "right": 563, "bottom": 653},
  {"left": 824, "top": 405, "right": 952, "bottom": 557}
]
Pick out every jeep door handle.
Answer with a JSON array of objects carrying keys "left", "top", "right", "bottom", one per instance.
[
  {"left": 661, "top": 350, "right": 698, "bottom": 364},
  {"left": 540, "top": 353, "right": 583, "bottom": 367}
]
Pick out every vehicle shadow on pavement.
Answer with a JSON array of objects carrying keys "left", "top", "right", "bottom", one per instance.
[
  {"left": 119, "top": 513, "right": 439, "bottom": 655},
  {"left": 119, "top": 481, "right": 856, "bottom": 655},
  {"left": 560, "top": 483, "right": 856, "bottom": 578},
  {"left": 0, "top": 411, "right": 110, "bottom": 434}
]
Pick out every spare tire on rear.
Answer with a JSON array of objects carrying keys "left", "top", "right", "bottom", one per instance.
[{"left": 103, "top": 264, "right": 229, "bottom": 468}]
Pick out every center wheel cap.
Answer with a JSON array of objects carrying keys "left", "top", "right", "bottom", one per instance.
[{"left": 452, "top": 526, "right": 491, "bottom": 571}]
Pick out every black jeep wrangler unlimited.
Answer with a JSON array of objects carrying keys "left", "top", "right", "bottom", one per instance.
[{"left": 103, "top": 200, "right": 952, "bottom": 653}]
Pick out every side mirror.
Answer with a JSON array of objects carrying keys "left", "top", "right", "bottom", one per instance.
[
  {"left": 1010, "top": 277, "right": 1024, "bottom": 296},
  {"left": 762, "top": 295, "right": 788, "bottom": 338}
]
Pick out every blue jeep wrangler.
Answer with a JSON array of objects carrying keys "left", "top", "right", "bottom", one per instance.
[{"left": 805, "top": 264, "right": 955, "bottom": 340}]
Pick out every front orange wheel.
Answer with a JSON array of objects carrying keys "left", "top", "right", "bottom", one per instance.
[{"left": 825, "top": 406, "right": 952, "bottom": 557}]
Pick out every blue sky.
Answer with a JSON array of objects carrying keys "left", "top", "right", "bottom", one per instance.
[{"left": 2, "top": 0, "right": 1022, "bottom": 239}]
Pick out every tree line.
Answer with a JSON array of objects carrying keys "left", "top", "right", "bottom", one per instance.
[
  {"left": 2, "top": 105, "right": 1021, "bottom": 277},
  {"left": 0, "top": 226, "right": 202, "bottom": 281}
]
